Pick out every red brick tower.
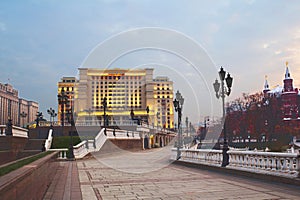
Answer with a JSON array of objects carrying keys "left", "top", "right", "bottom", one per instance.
[{"left": 281, "top": 62, "right": 298, "bottom": 119}]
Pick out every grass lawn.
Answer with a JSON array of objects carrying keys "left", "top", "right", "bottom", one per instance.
[
  {"left": 0, "top": 151, "right": 52, "bottom": 177},
  {"left": 51, "top": 136, "right": 82, "bottom": 149}
]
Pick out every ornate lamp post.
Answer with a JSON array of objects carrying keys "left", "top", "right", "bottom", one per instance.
[
  {"left": 66, "top": 108, "right": 75, "bottom": 160},
  {"left": 102, "top": 97, "right": 107, "bottom": 135},
  {"left": 20, "top": 111, "right": 27, "bottom": 128},
  {"left": 146, "top": 106, "right": 150, "bottom": 125},
  {"left": 185, "top": 117, "right": 189, "bottom": 137},
  {"left": 102, "top": 97, "right": 107, "bottom": 126},
  {"left": 213, "top": 67, "right": 233, "bottom": 167},
  {"left": 57, "top": 88, "right": 69, "bottom": 127},
  {"left": 200, "top": 117, "right": 209, "bottom": 141},
  {"left": 35, "top": 112, "right": 43, "bottom": 127},
  {"left": 47, "top": 108, "right": 57, "bottom": 127},
  {"left": 130, "top": 107, "right": 135, "bottom": 125},
  {"left": 173, "top": 90, "right": 184, "bottom": 160},
  {"left": 6, "top": 117, "right": 13, "bottom": 135}
]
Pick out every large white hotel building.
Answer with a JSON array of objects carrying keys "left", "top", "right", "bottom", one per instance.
[{"left": 58, "top": 68, "right": 174, "bottom": 129}]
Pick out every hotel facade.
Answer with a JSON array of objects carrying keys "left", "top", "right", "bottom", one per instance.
[{"left": 58, "top": 68, "right": 174, "bottom": 129}]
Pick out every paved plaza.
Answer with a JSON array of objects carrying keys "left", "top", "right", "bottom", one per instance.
[{"left": 45, "top": 149, "right": 300, "bottom": 200}]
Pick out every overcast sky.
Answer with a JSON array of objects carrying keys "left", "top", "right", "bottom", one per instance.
[{"left": 1, "top": 0, "right": 300, "bottom": 123}]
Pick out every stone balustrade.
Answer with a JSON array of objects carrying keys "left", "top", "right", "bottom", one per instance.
[
  {"left": 48, "top": 149, "right": 68, "bottom": 159},
  {"left": 94, "top": 128, "right": 106, "bottom": 151},
  {"left": 44, "top": 129, "right": 53, "bottom": 151},
  {"left": 0, "top": 125, "right": 28, "bottom": 138},
  {"left": 171, "top": 148, "right": 223, "bottom": 166},
  {"left": 49, "top": 126, "right": 173, "bottom": 160},
  {"left": 106, "top": 128, "right": 141, "bottom": 139},
  {"left": 73, "top": 140, "right": 88, "bottom": 159},
  {"left": 228, "top": 150, "right": 300, "bottom": 176},
  {"left": 171, "top": 148, "right": 300, "bottom": 178}
]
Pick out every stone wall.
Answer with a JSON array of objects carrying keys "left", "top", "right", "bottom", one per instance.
[
  {"left": 110, "top": 138, "right": 143, "bottom": 151},
  {"left": 0, "top": 136, "right": 28, "bottom": 165},
  {"left": 0, "top": 152, "right": 59, "bottom": 200},
  {"left": 99, "top": 139, "right": 143, "bottom": 154}
]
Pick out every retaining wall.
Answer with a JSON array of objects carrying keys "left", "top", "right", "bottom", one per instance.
[{"left": 0, "top": 152, "right": 59, "bottom": 200}]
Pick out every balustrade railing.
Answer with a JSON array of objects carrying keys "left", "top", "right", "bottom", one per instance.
[
  {"left": 73, "top": 140, "right": 88, "bottom": 159},
  {"left": 228, "top": 150, "right": 300, "bottom": 176},
  {"left": 44, "top": 129, "right": 53, "bottom": 151},
  {"left": 48, "top": 148, "right": 68, "bottom": 159},
  {"left": 171, "top": 148, "right": 300, "bottom": 178},
  {"left": 94, "top": 128, "right": 106, "bottom": 151},
  {"left": 105, "top": 128, "right": 141, "bottom": 139},
  {"left": 171, "top": 148, "right": 223, "bottom": 165},
  {"left": 49, "top": 126, "right": 170, "bottom": 160}
]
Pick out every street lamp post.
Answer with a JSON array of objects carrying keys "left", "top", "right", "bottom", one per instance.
[
  {"left": 173, "top": 90, "right": 184, "bottom": 160},
  {"left": 35, "top": 112, "right": 43, "bottom": 127},
  {"left": 213, "top": 67, "right": 233, "bottom": 167},
  {"left": 185, "top": 117, "right": 189, "bottom": 137},
  {"left": 130, "top": 108, "right": 135, "bottom": 123},
  {"left": 156, "top": 112, "right": 159, "bottom": 130},
  {"left": 57, "top": 88, "right": 69, "bottom": 130},
  {"left": 102, "top": 97, "right": 107, "bottom": 135},
  {"left": 47, "top": 108, "right": 57, "bottom": 127},
  {"left": 146, "top": 106, "right": 150, "bottom": 125},
  {"left": 102, "top": 97, "right": 107, "bottom": 126},
  {"left": 6, "top": 118, "right": 13, "bottom": 135},
  {"left": 66, "top": 109, "right": 75, "bottom": 160},
  {"left": 200, "top": 117, "right": 209, "bottom": 141},
  {"left": 20, "top": 111, "right": 27, "bottom": 128}
]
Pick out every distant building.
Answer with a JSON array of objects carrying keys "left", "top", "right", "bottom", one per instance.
[
  {"left": 263, "top": 62, "right": 299, "bottom": 120},
  {"left": 57, "top": 77, "right": 77, "bottom": 124},
  {"left": 226, "top": 63, "right": 300, "bottom": 146},
  {"left": 0, "top": 82, "right": 39, "bottom": 126},
  {"left": 57, "top": 68, "right": 174, "bottom": 128},
  {"left": 152, "top": 76, "right": 174, "bottom": 129},
  {"left": 19, "top": 99, "right": 39, "bottom": 127}
]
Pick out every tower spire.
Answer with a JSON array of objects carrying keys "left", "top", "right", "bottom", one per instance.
[
  {"left": 285, "top": 61, "right": 291, "bottom": 79},
  {"left": 264, "top": 75, "right": 269, "bottom": 90},
  {"left": 263, "top": 75, "right": 270, "bottom": 94},
  {"left": 283, "top": 61, "right": 293, "bottom": 92}
]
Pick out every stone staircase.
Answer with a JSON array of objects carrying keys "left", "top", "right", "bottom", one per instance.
[
  {"left": 0, "top": 128, "right": 50, "bottom": 165},
  {"left": 24, "top": 139, "right": 45, "bottom": 151}
]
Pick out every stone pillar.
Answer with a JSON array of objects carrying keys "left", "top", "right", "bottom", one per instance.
[{"left": 141, "top": 132, "right": 145, "bottom": 150}]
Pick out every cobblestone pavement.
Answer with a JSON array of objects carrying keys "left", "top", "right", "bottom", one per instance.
[
  {"left": 44, "top": 161, "right": 82, "bottom": 200},
  {"left": 77, "top": 151, "right": 300, "bottom": 200}
]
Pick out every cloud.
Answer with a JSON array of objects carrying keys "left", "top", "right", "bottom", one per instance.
[
  {"left": 263, "top": 44, "right": 269, "bottom": 49},
  {"left": 262, "top": 40, "right": 277, "bottom": 49},
  {"left": 274, "top": 50, "right": 282, "bottom": 55}
]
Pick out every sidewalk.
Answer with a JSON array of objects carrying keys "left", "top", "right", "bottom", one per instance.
[
  {"left": 43, "top": 150, "right": 300, "bottom": 200},
  {"left": 43, "top": 161, "right": 82, "bottom": 200}
]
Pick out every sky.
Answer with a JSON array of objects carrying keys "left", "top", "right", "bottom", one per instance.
[{"left": 1, "top": 0, "right": 300, "bottom": 123}]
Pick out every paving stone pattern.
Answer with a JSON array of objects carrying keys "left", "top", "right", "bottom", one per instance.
[
  {"left": 43, "top": 161, "right": 82, "bottom": 200},
  {"left": 77, "top": 152, "right": 300, "bottom": 200}
]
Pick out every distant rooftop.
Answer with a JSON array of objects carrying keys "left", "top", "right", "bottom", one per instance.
[{"left": 153, "top": 76, "right": 170, "bottom": 82}]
